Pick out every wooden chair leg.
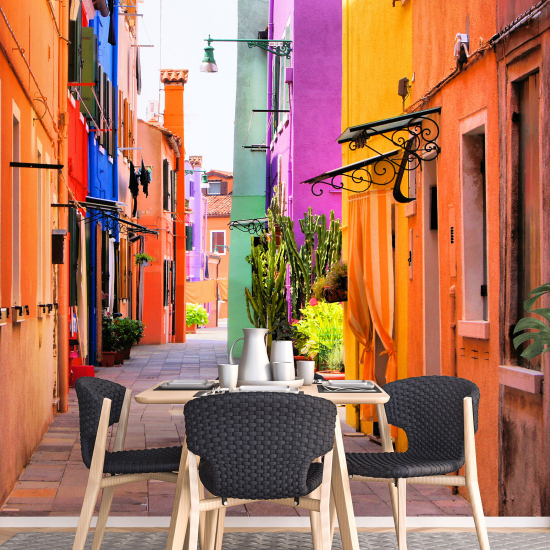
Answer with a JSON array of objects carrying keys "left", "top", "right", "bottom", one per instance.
[
  {"left": 396, "top": 478, "right": 407, "bottom": 550},
  {"left": 466, "top": 478, "right": 490, "bottom": 550},
  {"left": 319, "top": 451, "right": 334, "bottom": 550},
  {"left": 308, "top": 484, "right": 321, "bottom": 550},
  {"left": 187, "top": 451, "right": 201, "bottom": 550},
  {"left": 388, "top": 481, "right": 399, "bottom": 533},
  {"left": 72, "top": 479, "right": 101, "bottom": 550},
  {"left": 91, "top": 485, "right": 115, "bottom": 550},
  {"left": 214, "top": 508, "right": 226, "bottom": 550},
  {"left": 166, "top": 443, "right": 190, "bottom": 550},
  {"left": 329, "top": 488, "right": 337, "bottom": 543},
  {"left": 203, "top": 492, "right": 218, "bottom": 550}
]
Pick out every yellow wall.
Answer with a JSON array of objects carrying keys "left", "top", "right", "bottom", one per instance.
[{"left": 341, "top": 0, "right": 411, "bottom": 447}]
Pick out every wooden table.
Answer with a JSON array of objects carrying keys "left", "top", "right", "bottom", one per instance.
[{"left": 135, "top": 382, "right": 390, "bottom": 550}]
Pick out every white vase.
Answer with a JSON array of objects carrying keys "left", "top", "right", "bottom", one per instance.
[{"left": 229, "top": 328, "right": 271, "bottom": 381}]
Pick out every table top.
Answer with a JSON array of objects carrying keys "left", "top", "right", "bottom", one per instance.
[{"left": 134, "top": 381, "right": 390, "bottom": 405}]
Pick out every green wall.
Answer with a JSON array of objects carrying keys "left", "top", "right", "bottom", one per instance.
[{"left": 228, "top": 0, "right": 269, "bottom": 358}]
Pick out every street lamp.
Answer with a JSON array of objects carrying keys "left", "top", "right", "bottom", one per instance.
[{"left": 200, "top": 34, "right": 292, "bottom": 73}]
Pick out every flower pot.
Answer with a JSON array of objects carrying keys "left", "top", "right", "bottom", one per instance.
[
  {"left": 102, "top": 351, "right": 117, "bottom": 367},
  {"left": 323, "top": 286, "right": 348, "bottom": 303},
  {"left": 123, "top": 347, "right": 131, "bottom": 359},
  {"left": 186, "top": 324, "right": 197, "bottom": 334},
  {"left": 115, "top": 351, "right": 125, "bottom": 365},
  {"left": 140, "top": 260, "right": 149, "bottom": 267},
  {"left": 341, "top": 275, "right": 348, "bottom": 291}
]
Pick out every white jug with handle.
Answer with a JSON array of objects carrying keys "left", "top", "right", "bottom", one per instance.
[{"left": 228, "top": 328, "right": 272, "bottom": 381}]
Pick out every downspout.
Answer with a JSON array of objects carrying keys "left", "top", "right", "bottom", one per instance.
[
  {"left": 265, "top": 0, "right": 274, "bottom": 207},
  {"left": 57, "top": 0, "right": 70, "bottom": 413},
  {"left": 113, "top": 5, "right": 119, "bottom": 202}
]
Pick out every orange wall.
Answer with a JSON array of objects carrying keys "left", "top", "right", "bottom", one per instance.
[
  {"left": 206, "top": 216, "right": 231, "bottom": 279},
  {"left": 136, "top": 121, "right": 177, "bottom": 344},
  {"left": 0, "top": 0, "right": 60, "bottom": 505},
  {"left": 411, "top": 0, "right": 499, "bottom": 514}
]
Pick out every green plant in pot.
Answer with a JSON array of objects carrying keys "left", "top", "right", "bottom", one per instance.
[
  {"left": 135, "top": 252, "right": 155, "bottom": 266},
  {"left": 114, "top": 318, "right": 145, "bottom": 357},
  {"left": 513, "top": 282, "right": 550, "bottom": 361},
  {"left": 323, "top": 261, "right": 348, "bottom": 303},
  {"left": 102, "top": 313, "right": 122, "bottom": 366},
  {"left": 187, "top": 303, "right": 209, "bottom": 332}
]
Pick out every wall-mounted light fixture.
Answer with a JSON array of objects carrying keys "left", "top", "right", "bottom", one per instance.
[{"left": 200, "top": 34, "right": 292, "bottom": 73}]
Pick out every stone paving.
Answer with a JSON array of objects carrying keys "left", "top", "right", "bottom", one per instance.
[{"left": 0, "top": 328, "right": 472, "bottom": 517}]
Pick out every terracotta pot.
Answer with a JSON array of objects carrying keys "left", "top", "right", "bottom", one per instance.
[
  {"left": 323, "top": 286, "right": 348, "bottom": 303},
  {"left": 102, "top": 351, "right": 117, "bottom": 367},
  {"left": 123, "top": 348, "right": 131, "bottom": 359},
  {"left": 186, "top": 324, "right": 197, "bottom": 334},
  {"left": 114, "top": 351, "right": 125, "bottom": 365}
]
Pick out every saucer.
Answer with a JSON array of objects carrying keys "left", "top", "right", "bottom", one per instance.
[{"left": 236, "top": 377, "right": 304, "bottom": 388}]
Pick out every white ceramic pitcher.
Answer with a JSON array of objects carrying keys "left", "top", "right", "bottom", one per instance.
[{"left": 228, "top": 328, "right": 272, "bottom": 381}]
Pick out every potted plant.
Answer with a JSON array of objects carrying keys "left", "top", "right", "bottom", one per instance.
[
  {"left": 513, "top": 282, "right": 550, "bottom": 360},
  {"left": 135, "top": 252, "right": 155, "bottom": 267},
  {"left": 102, "top": 313, "right": 122, "bottom": 366},
  {"left": 114, "top": 318, "right": 145, "bottom": 359},
  {"left": 186, "top": 303, "right": 209, "bottom": 333},
  {"left": 323, "top": 261, "right": 348, "bottom": 303}
]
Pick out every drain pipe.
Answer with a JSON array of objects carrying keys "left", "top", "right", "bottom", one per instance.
[
  {"left": 265, "top": 0, "right": 274, "bottom": 206},
  {"left": 57, "top": 0, "right": 70, "bottom": 413}
]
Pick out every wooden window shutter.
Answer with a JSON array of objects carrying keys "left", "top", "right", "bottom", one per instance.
[
  {"left": 163, "top": 260, "right": 170, "bottom": 306},
  {"left": 68, "top": 6, "right": 82, "bottom": 84},
  {"left": 163, "top": 159, "right": 169, "bottom": 211},
  {"left": 118, "top": 90, "right": 123, "bottom": 149},
  {"left": 128, "top": 106, "right": 134, "bottom": 162},
  {"left": 220, "top": 180, "right": 228, "bottom": 195},
  {"left": 171, "top": 170, "right": 177, "bottom": 218},
  {"left": 123, "top": 98, "right": 129, "bottom": 158},
  {"left": 186, "top": 224, "right": 194, "bottom": 251},
  {"left": 80, "top": 27, "right": 97, "bottom": 119},
  {"left": 98, "top": 67, "right": 105, "bottom": 148},
  {"left": 171, "top": 260, "right": 176, "bottom": 305}
]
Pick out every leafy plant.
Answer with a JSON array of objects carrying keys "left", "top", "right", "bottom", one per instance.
[
  {"left": 135, "top": 252, "right": 155, "bottom": 266},
  {"left": 114, "top": 317, "right": 145, "bottom": 350},
  {"left": 102, "top": 313, "right": 122, "bottom": 352},
  {"left": 312, "top": 276, "right": 327, "bottom": 302},
  {"left": 513, "top": 283, "right": 550, "bottom": 360},
  {"left": 325, "top": 260, "right": 348, "bottom": 288},
  {"left": 323, "top": 341, "right": 345, "bottom": 372},
  {"left": 292, "top": 302, "right": 343, "bottom": 360},
  {"left": 186, "top": 303, "right": 209, "bottom": 327}
]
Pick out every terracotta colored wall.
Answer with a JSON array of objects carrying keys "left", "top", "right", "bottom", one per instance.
[
  {"left": 136, "top": 121, "right": 177, "bottom": 344},
  {"left": 0, "top": 0, "right": 59, "bottom": 505},
  {"left": 206, "top": 216, "right": 231, "bottom": 279},
  {"left": 411, "top": 0, "right": 499, "bottom": 515}
]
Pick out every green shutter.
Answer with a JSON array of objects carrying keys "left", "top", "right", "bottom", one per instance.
[
  {"left": 163, "top": 159, "right": 169, "bottom": 211},
  {"left": 186, "top": 224, "right": 194, "bottom": 251},
  {"left": 69, "top": 208, "right": 79, "bottom": 307},
  {"left": 171, "top": 261, "right": 176, "bottom": 305},
  {"left": 80, "top": 27, "right": 97, "bottom": 120},
  {"left": 68, "top": 6, "right": 82, "bottom": 84},
  {"left": 171, "top": 170, "right": 177, "bottom": 219}
]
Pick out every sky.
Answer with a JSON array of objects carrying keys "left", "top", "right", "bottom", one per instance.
[{"left": 137, "top": 0, "right": 238, "bottom": 172}]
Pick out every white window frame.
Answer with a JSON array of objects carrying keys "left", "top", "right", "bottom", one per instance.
[{"left": 210, "top": 230, "right": 226, "bottom": 255}]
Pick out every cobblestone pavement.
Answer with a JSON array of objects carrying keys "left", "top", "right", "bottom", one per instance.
[{"left": 0, "top": 328, "right": 472, "bottom": 517}]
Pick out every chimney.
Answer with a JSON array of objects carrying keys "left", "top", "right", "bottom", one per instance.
[{"left": 161, "top": 69, "right": 188, "bottom": 148}]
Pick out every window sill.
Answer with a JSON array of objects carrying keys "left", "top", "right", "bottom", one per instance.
[
  {"left": 499, "top": 365, "right": 543, "bottom": 394},
  {"left": 457, "top": 320, "right": 490, "bottom": 339}
]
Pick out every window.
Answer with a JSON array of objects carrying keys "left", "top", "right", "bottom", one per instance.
[
  {"left": 12, "top": 102, "right": 21, "bottom": 305},
  {"left": 163, "top": 259, "right": 170, "bottom": 306},
  {"left": 207, "top": 181, "right": 221, "bottom": 195},
  {"left": 37, "top": 140, "right": 43, "bottom": 302},
  {"left": 461, "top": 125, "right": 488, "bottom": 321},
  {"left": 163, "top": 159, "right": 170, "bottom": 210},
  {"left": 211, "top": 230, "right": 226, "bottom": 254}
]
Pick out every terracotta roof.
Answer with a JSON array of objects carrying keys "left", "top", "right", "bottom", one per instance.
[
  {"left": 160, "top": 70, "right": 189, "bottom": 84},
  {"left": 207, "top": 195, "right": 232, "bottom": 217},
  {"left": 207, "top": 170, "right": 233, "bottom": 178},
  {"left": 138, "top": 119, "right": 182, "bottom": 157}
]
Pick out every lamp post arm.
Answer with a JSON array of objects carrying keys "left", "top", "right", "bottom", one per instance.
[{"left": 205, "top": 36, "right": 292, "bottom": 59}]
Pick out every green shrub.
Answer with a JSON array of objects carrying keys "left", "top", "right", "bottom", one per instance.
[
  {"left": 293, "top": 302, "right": 343, "bottom": 361},
  {"left": 114, "top": 318, "right": 146, "bottom": 350},
  {"left": 187, "top": 303, "right": 209, "bottom": 327},
  {"left": 102, "top": 313, "right": 122, "bottom": 352}
]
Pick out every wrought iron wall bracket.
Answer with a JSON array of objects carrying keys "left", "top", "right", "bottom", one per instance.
[
  {"left": 205, "top": 36, "right": 292, "bottom": 59},
  {"left": 229, "top": 218, "right": 268, "bottom": 236}
]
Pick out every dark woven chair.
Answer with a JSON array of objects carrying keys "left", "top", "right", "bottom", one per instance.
[
  {"left": 178, "top": 392, "right": 337, "bottom": 550},
  {"left": 72, "top": 378, "right": 183, "bottom": 550},
  {"left": 346, "top": 376, "right": 489, "bottom": 550}
]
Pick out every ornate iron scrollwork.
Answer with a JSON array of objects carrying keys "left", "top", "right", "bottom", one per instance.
[
  {"left": 246, "top": 40, "right": 292, "bottom": 59},
  {"left": 229, "top": 218, "right": 268, "bottom": 236}
]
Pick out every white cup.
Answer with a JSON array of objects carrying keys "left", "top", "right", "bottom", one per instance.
[
  {"left": 271, "top": 362, "right": 294, "bottom": 381},
  {"left": 296, "top": 361, "right": 315, "bottom": 386},
  {"left": 218, "top": 364, "right": 239, "bottom": 389}
]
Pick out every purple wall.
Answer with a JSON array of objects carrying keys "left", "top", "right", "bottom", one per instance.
[
  {"left": 185, "top": 160, "right": 204, "bottom": 281},
  {"left": 269, "top": 0, "right": 342, "bottom": 240}
]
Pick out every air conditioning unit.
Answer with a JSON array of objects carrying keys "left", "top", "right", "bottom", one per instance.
[{"left": 147, "top": 101, "right": 159, "bottom": 122}]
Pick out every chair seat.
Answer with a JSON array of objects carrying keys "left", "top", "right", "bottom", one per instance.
[
  {"left": 346, "top": 451, "right": 464, "bottom": 479},
  {"left": 198, "top": 459, "right": 325, "bottom": 498},
  {"left": 103, "top": 446, "right": 182, "bottom": 475}
]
